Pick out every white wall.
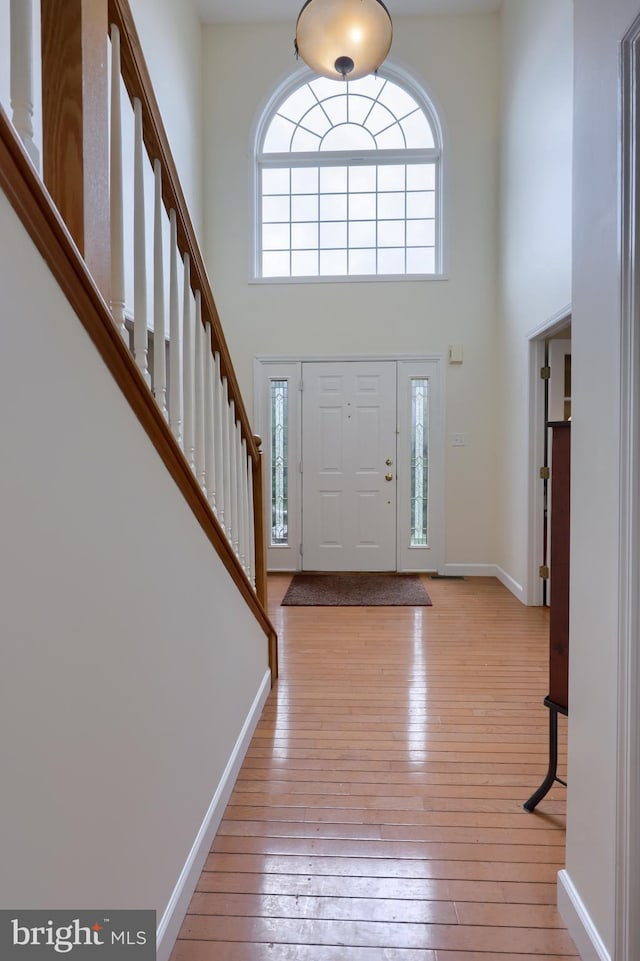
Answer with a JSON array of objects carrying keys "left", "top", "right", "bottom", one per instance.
[
  {"left": 560, "top": 0, "right": 639, "bottom": 956},
  {"left": 203, "top": 14, "right": 501, "bottom": 569},
  {"left": 128, "top": 0, "right": 205, "bottom": 237},
  {"left": 0, "top": 191, "right": 269, "bottom": 946},
  {"left": 497, "top": 0, "right": 573, "bottom": 595}
]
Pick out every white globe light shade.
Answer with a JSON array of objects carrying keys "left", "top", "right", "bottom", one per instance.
[{"left": 295, "top": 0, "right": 393, "bottom": 81}]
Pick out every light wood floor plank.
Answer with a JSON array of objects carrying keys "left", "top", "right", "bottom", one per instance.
[{"left": 169, "top": 574, "right": 577, "bottom": 960}]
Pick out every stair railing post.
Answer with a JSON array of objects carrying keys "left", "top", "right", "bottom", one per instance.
[
  {"left": 109, "top": 23, "right": 125, "bottom": 335},
  {"left": 152, "top": 159, "right": 167, "bottom": 418},
  {"left": 182, "top": 254, "right": 195, "bottom": 471},
  {"left": 194, "top": 292, "right": 207, "bottom": 495},
  {"left": 10, "top": 0, "right": 39, "bottom": 169},
  {"left": 168, "top": 208, "right": 182, "bottom": 443},
  {"left": 41, "top": 0, "right": 110, "bottom": 300},
  {"left": 132, "top": 97, "right": 149, "bottom": 382}
]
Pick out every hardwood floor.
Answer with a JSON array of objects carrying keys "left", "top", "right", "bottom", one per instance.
[{"left": 170, "top": 574, "right": 577, "bottom": 961}]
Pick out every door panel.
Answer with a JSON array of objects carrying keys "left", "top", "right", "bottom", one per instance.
[
  {"left": 318, "top": 491, "right": 342, "bottom": 547},
  {"left": 302, "top": 361, "right": 397, "bottom": 571}
]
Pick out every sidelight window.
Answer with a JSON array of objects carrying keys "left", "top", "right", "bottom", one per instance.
[
  {"left": 410, "top": 378, "right": 429, "bottom": 546},
  {"left": 270, "top": 379, "right": 289, "bottom": 546}
]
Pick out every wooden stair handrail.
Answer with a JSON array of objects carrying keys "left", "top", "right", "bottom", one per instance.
[{"left": 108, "top": 0, "right": 259, "bottom": 465}]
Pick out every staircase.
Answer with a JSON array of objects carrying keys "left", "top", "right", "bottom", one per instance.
[{"left": 0, "top": 3, "right": 276, "bottom": 958}]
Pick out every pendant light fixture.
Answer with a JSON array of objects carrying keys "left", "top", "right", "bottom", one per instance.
[{"left": 295, "top": 0, "right": 393, "bottom": 81}]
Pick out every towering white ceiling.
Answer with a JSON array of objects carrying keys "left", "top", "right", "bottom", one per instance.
[{"left": 196, "top": 0, "right": 502, "bottom": 25}]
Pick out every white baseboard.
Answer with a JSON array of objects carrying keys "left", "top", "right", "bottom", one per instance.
[
  {"left": 558, "top": 869, "right": 611, "bottom": 961},
  {"left": 439, "top": 563, "right": 496, "bottom": 578},
  {"left": 156, "top": 668, "right": 272, "bottom": 961},
  {"left": 438, "top": 564, "right": 526, "bottom": 604},
  {"left": 494, "top": 565, "right": 526, "bottom": 603}
]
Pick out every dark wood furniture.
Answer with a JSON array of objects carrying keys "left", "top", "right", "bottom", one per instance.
[{"left": 524, "top": 421, "right": 570, "bottom": 811}]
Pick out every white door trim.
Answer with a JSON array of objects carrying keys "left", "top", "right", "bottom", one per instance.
[
  {"left": 526, "top": 305, "right": 572, "bottom": 606},
  {"left": 527, "top": 338, "right": 547, "bottom": 607},
  {"left": 617, "top": 18, "right": 640, "bottom": 961}
]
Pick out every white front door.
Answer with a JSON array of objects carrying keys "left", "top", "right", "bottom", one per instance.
[
  {"left": 254, "top": 355, "right": 444, "bottom": 574},
  {"left": 301, "top": 361, "right": 397, "bottom": 571}
]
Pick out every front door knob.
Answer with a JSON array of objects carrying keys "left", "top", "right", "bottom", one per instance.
[{"left": 385, "top": 473, "right": 393, "bottom": 482}]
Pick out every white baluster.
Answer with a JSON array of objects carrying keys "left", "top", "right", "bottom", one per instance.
[
  {"left": 247, "top": 451, "right": 256, "bottom": 587},
  {"left": 236, "top": 425, "right": 247, "bottom": 570},
  {"left": 168, "top": 209, "right": 182, "bottom": 443},
  {"left": 133, "top": 98, "right": 149, "bottom": 382},
  {"left": 204, "top": 321, "right": 216, "bottom": 513},
  {"left": 229, "top": 402, "right": 240, "bottom": 557},
  {"left": 153, "top": 160, "right": 167, "bottom": 417},
  {"left": 194, "top": 293, "right": 206, "bottom": 494},
  {"left": 221, "top": 377, "right": 232, "bottom": 543},
  {"left": 10, "top": 0, "right": 39, "bottom": 169},
  {"left": 240, "top": 435, "right": 250, "bottom": 573},
  {"left": 109, "top": 25, "right": 125, "bottom": 335},
  {"left": 214, "top": 353, "right": 225, "bottom": 528},
  {"left": 182, "top": 255, "right": 195, "bottom": 471}
]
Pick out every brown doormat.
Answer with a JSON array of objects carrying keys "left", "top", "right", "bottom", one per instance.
[{"left": 281, "top": 573, "right": 432, "bottom": 607}]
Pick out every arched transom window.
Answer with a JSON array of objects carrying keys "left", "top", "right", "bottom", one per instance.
[{"left": 256, "top": 71, "right": 442, "bottom": 279}]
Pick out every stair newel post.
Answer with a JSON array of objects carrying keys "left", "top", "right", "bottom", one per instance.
[
  {"left": 182, "top": 254, "right": 195, "bottom": 471},
  {"left": 194, "top": 292, "right": 206, "bottom": 495},
  {"left": 214, "top": 353, "right": 225, "bottom": 530},
  {"left": 204, "top": 321, "right": 217, "bottom": 514},
  {"left": 41, "top": 0, "right": 110, "bottom": 299},
  {"left": 168, "top": 209, "right": 182, "bottom": 444},
  {"left": 109, "top": 23, "right": 125, "bottom": 335},
  {"left": 10, "top": 0, "right": 39, "bottom": 168},
  {"left": 252, "top": 436, "right": 268, "bottom": 608},
  {"left": 152, "top": 159, "right": 167, "bottom": 417},
  {"left": 247, "top": 446, "right": 257, "bottom": 588}
]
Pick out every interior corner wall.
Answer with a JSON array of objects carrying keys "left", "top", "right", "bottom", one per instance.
[
  {"left": 129, "top": 0, "right": 204, "bottom": 239},
  {"left": 562, "top": 0, "right": 638, "bottom": 956},
  {"left": 0, "top": 189, "right": 268, "bottom": 931},
  {"left": 497, "top": 0, "right": 573, "bottom": 597},
  {"left": 202, "top": 14, "right": 501, "bottom": 570}
]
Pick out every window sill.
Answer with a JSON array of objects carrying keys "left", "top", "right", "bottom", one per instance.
[{"left": 249, "top": 273, "right": 448, "bottom": 285}]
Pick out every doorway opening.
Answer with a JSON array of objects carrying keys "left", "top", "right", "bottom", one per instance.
[{"left": 527, "top": 313, "right": 571, "bottom": 606}]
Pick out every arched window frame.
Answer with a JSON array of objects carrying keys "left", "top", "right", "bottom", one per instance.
[{"left": 252, "top": 63, "right": 445, "bottom": 282}]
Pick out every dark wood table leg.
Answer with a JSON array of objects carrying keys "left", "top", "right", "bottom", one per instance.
[{"left": 524, "top": 697, "right": 568, "bottom": 812}]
